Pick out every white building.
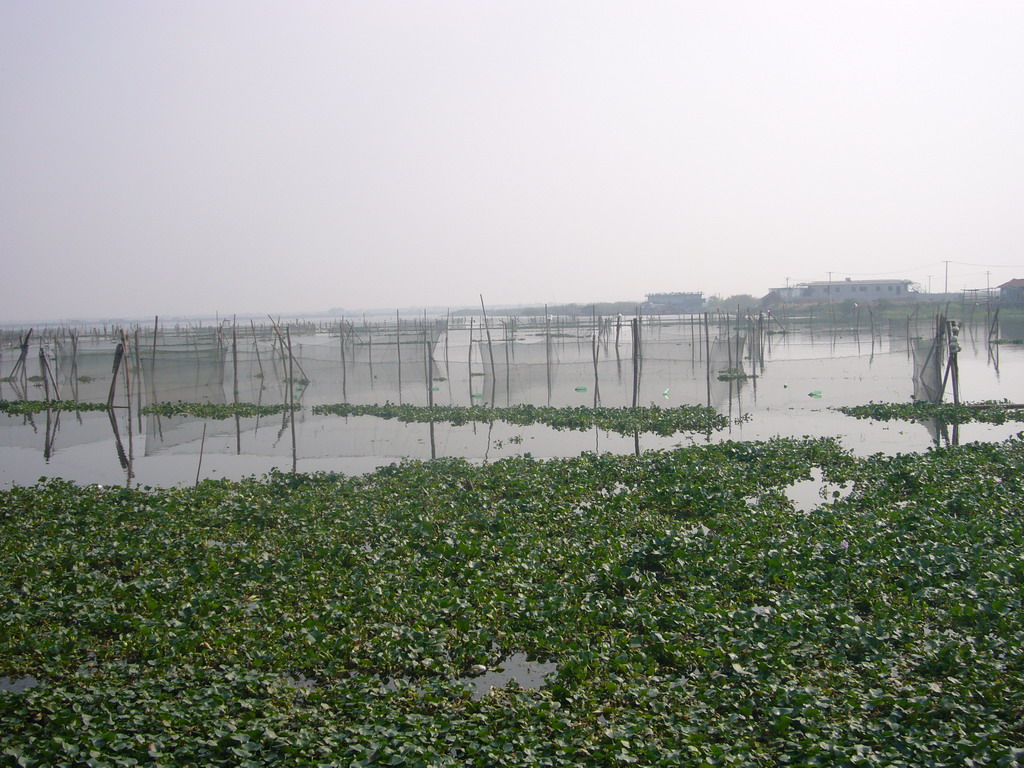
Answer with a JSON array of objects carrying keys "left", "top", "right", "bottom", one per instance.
[{"left": 799, "top": 278, "right": 913, "bottom": 300}]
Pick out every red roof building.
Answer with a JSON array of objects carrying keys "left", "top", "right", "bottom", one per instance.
[{"left": 999, "top": 278, "right": 1024, "bottom": 304}]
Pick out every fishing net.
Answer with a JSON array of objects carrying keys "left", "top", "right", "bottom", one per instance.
[{"left": 472, "top": 321, "right": 750, "bottom": 408}]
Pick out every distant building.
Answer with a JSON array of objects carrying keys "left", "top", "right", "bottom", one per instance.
[
  {"left": 644, "top": 292, "right": 704, "bottom": 313},
  {"left": 999, "top": 278, "right": 1024, "bottom": 305},
  {"left": 762, "top": 278, "right": 916, "bottom": 305},
  {"left": 762, "top": 285, "right": 804, "bottom": 305},
  {"left": 800, "top": 278, "right": 913, "bottom": 300}
]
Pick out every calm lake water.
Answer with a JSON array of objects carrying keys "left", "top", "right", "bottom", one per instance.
[{"left": 2, "top": 315, "right": 1022, "bottom": 488}]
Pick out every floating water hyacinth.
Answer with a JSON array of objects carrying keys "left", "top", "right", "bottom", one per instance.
[
  {"left": 312, "top": 403, "right": 730, "bottom": 436},
  {"left": 836, "top": 401, "right": 1024, "bottom": 425},
  {"left": 4, "top": 434, "right": 1024, "bottom": 763}
]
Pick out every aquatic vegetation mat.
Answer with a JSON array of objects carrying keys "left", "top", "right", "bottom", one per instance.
[
  {"left": 0, "top": 400, "right": 110, "bottom": 415},
  {"left": 141, "top": 401, "right": 296, "bottom": 419},
  {"left": 837, "top": 400, "right": 1024, "bottom": 425},
  {"left": 2, "top": 437, "right": 1024, "bottom": 765},
  {"left": 313, "top": 402, "right": 730, "bottom": 436}
]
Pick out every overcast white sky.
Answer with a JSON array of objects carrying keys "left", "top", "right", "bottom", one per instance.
[{"left": 2, "top": 1, "right": 1023, "bottom": 321}]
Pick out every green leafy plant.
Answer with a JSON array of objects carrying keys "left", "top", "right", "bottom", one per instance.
[
  {"left": 141, "top": 401, "right": 295, "bottom": 419},
  {"left": 0, "top": 399, "right": 110, "bottom": 415},
  {"left": 836, "top": 400, "right": 1024, "bottom": 425},
  {"left": 3, "top": 436, "right": 1024, "bottom": 764},
  {"left": 313, "top": 402, "right": 730, "bottom": 436},
  {"left": 716, "top": 368, "right": 752, "bottom": 382}
]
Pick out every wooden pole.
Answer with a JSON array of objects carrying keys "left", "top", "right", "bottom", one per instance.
[
  {"left": 11, "top": 329, "right": 31, "bottom": 382},
  {"left": 233, "top": 317, "right": 241, "bottom": 454},
  {"left": 631, "top": 317, "right": 641, "bottom": 456},
  {"left": 39, "top": 348, "right": 51, "bottom": 402},
  {"left": 267, "top": 315, "right": 308, "bottom": 382},
  {"left": 480, "top": 295, "right": 497, "bottom": 374},
  {"left": 396, "top": 310, "right": 403, "bottom": 405},
  {"left": 631, "top": 317, "right": 640, "bottom": 408},
  {"left": 107, "top": 404, "right": 130, "bottom": 473},
  {"left": 988, "top": 308, "right": 1000, "bottom": 344},
  {"left": 425, "top": 326, "right": 434, "bottom": 407},
  {"left": 250, "top": 320, "right": 264, "bottom": 379},
  {"left": 949, "top": 320, "right": 961, "bottom": 405},
  {"left": 340, "top": 319, "right": 348, "bottom": 402},
  {"left": 286, "top": 327, "right": 297, "bottom": 473},
  {"left": 468, "top": 317, "right": 475, "bottom": 405},
  {"left": 133, "top": 328, "right": 143, "bottom": 433},
  {"left": 444, "top": 309, "right": 450, "bottom": 378},
  {"left": 725, "top": 312, "right": 736, "bottom": 369},
  {"left": 367, "top": 320, "right": 374, "bottom": 388},
  {"left": 195, "top": 424, "right": 207, "bottom": 487},
  {"left": 704, "top": 311, "right": 712, "bottom": 407},
  {"left": 108, "top": 342, "right": 125, "bottom": 409},
  {"left": 150, "top": 315, "right": 159, "bottom": 407},
  {"left": 545, "top": 307, "right": 552, "bottom": 406},
  {"left": 122, "top": 331, "right": 134, "bottom": 482}
]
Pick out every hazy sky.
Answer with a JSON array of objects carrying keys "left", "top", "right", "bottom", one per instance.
[{"left": 2, "top": 1, "right": 1023, "bottom": 321}]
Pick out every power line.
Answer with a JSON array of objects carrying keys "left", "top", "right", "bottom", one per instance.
[
  {"left": 834, "top": 260, "right": 1022, "bottom": 278},
  {"left": 835, "top": 262, "right": 938, "bottom": 277},
  {"left": 949, "top": 260, "right": 1024, "bottom": 269}
]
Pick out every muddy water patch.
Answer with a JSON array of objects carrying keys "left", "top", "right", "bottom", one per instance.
[
  {"left": 460, "top": 653, "right": 558, "bottom": 700},
  {"left": 785, "top": 468, "right": 851, "bottom": 512},
  {"left": 0, "top": 675, "right": 39, "bottom": 693}
]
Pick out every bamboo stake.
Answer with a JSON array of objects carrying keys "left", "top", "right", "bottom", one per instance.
[
  {"left": 11, "top": 329, "right": 31, "bottom": 381},
  {"left": 424, "top": 326, "right": 434, "bottom": 407},
  {"left": 367, "top": 320, "right": 374, "bottom": 388},
  {"left": 233, "top": 317, "right": 241, "bottom": 455},
  {"left": 149, "top": 316, "right": 159, "bottom": 416},
  {"left": 70, "top": 330, "right": 79, "bottom": 401},
  {"left": 725, "top": 312, "right": 733, "bottom": 370},
  {"left": 134, "top": 328, "right": 143, "bottom": 434},
  {"left": 121, "top": 331, "right": 134, "bottom": 482},
  {"left": 545, "top": 308, "right": 552, "bottom": 407},
  {"left": 195, "top": 424, "right": 207, "bottom": 487},
  {"left": 631, "top": 317, "right": 640, "bottom": 408},
  {"left": 39, "top": 348, "right": 51, "bottom": 402},
  {"left": 267, "top": 315, "right": 309, "bottom": 382},
  {"left": 108, "top": 404, "right": 130, "bottom": 472},
  {"left": 108, "top": 342, "right": 125, "bottom": 408},
  {"left": 250, "top": 320, "right": 265, "bottom": 379},
  {"left": 480, "top": 295, "right": 497, "bottom": 407},
  {"left": 704, "top": 312, "right": 712, "bottom": 407},
  {"left": 988, "top": 308, "right": 1000, "bottom": 344},
  {"left": 43, "top": 407, "right": 55, "bottom": 462},
  {"left": 444, "top": 309, "right": 450, "bottom": 378},
  {"left": 468, "top": 317, "right": 475, "bottom": 405},
  {"left": 286, "top": 327, "right": 297, "bottom": 473},
  {"left": 503, "top": 320, "right": 511, "bottom": 406},
  {"left": 592, "top": 308, "right": 601, "bottom": 408},
  {"left": 396, "top": 310, "right": 403, "bottom": 405},
  {"left": 340, "top": 319, "right": 348, "bottom": 402},
  {"left": 152, "top": 316, "right": 159, "bottom": 362}
]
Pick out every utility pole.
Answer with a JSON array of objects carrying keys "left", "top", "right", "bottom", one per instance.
[
  {"left": 827, "top": 271, "right": 833, "bottom": 303},
  {"left": 943, "top": 261, "right": 951, "bottom": 295}
]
